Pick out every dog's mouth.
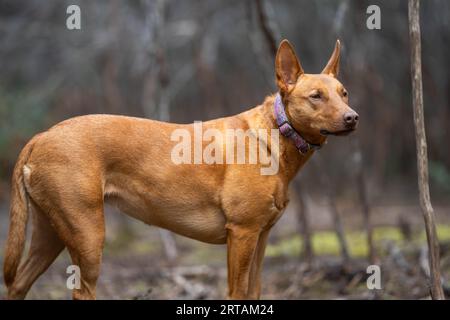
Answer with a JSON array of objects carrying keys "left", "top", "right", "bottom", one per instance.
[{"left": 320, "top": 128, "right": 355, "bottom": 136}]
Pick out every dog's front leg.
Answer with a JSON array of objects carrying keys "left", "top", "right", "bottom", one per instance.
[
  {"left": 247, "top": 228, "right": 270, "bottom": 299},
  {"left": 226, "top": 224, "right": 260, "bottom": 299}
]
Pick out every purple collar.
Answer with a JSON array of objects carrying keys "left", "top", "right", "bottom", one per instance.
[{"left": 274, "top": 93, "right": 322, "bottom": 154}]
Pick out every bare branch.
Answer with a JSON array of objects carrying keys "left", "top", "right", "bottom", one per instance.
[{"left": 254, "top": 0, "right": 278, "bottom": 58}]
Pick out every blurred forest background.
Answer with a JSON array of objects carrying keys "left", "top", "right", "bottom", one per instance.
[{"left": 0, "top": 0, "right": 450, "bottom": 299}]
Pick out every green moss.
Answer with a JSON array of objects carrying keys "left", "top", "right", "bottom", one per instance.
[
  {"left": 265, "top": 234, "right": 302, "bottom": 257},
  {"left": 266, "top": 224, "right": 450, "bottom": 258},
  {"left": 432, "top": 224, "right": 450, "bottom": 240}
]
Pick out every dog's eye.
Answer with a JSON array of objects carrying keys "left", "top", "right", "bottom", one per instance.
[
  {"left": 310, "top": 92, "right": 322, "bottom": 100},
  {"left": 342, "top": 90, "right": 348, "bottom": 97}
]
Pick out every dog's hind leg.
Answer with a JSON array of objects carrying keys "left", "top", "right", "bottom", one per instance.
[
  {"left": 61, "top": 206, "right": 105, "bottom": 300},
  {"left": 8, "top": 200, "right": 65, "bottom": 299},
  {"left": 23, "top": 166, "right": 106, "bottom": 299}
]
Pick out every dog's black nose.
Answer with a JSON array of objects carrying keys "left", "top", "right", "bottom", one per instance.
[{"left": 343, "top": 111, "right": 359, "bottom": 127}]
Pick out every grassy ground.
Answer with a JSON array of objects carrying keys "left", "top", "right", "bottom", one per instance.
[{"left": 266, "top": 225, "right": 450, "bottom": 257}]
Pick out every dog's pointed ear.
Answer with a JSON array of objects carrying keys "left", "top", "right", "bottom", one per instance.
[
  {"left": 275, "top": 40, "right": 304, "bottom": 94},
  {"left": 321, "top": 40, "right": 341, "bottom": 77}
]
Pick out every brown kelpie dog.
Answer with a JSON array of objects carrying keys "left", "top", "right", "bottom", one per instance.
[{"left": 4, "top": 39, "right": 358, "bottom": 299}]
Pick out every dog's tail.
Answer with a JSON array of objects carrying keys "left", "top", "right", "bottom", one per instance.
[{"left": 3, "top": 138, "right": 36, "bottom": 288}]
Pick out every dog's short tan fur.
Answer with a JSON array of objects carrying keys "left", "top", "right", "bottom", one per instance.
[{"left": 3, "top": 40, "right": 358, "bottom": 299}]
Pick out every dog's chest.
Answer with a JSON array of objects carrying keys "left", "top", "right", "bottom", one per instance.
[{"left": 266, "top": 183, "right": 290, "bottom": 227}]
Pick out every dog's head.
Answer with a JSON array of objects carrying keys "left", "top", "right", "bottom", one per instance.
[{"left": 275, "top": 40, "right": 358, "bottom": 144}]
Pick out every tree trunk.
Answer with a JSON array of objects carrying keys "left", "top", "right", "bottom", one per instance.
[
  {"left": 252, "top": 0, "right": 352, "bottom": 265},
  {"left": 353, "top": 139, "right": 376, "bottom": 265},
  {"left": 143, "top": 0, "right": 178, "bottom": 263},
  {"left": 295, "top": 183, "right": 314, "bottom": 265},
  {"left": 408, "top": 0, "right": 445, "bottom": 300},
  {"left": 328, "top": 194, "right": 350, "bottom": 264},
  {"left": 313, "top": 156, "right": 350, "bottom": 264}
]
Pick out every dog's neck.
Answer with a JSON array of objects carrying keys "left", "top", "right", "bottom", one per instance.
[
  {"left": 256, "top": 95, "right": 327, "bottom": 181},
  {"left": 273, "top": 93, "right": 323, "bottom": 153}
]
